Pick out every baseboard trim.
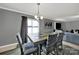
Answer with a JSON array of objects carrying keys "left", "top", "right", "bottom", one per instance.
[{"left": 0, "top": 43, "right": 18, "bottom": 53}]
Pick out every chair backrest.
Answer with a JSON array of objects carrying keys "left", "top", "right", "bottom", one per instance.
[
  {"left": 46, "top": 34, "right": 58, "bottom": 52},
  {"left": 57, "top": 32, "right": 64, "bottom": 42},
  {"left": 16, "top": 33, "right": 24, "bottom": 55}
]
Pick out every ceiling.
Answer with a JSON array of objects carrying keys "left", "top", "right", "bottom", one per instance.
[{"left": 0, "top": 3, "right": 79, "bottom": 22}]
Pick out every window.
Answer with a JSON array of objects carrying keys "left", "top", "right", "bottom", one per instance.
[{"left": 27, "top": 18, "right": 39, "bottom": 37}]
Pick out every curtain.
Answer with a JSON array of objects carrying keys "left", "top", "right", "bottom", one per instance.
[{"left": 20, "top": 16, "right": 27, "bottom": 44}]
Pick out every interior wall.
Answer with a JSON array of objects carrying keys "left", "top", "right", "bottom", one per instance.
[
  {"left": 61, "top": 21, "right": 79, "bottom": 31},
  {"left": 0, "top": 9, "right": 26, "bottom": 46}
]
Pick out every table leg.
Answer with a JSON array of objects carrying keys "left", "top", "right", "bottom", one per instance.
[{"left": 37, "top": 44, "right": 41, "bottom": 55}]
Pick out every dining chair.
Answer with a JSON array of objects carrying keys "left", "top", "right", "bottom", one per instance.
[
  {"left": 42, "top": 34, "right": 58, "bottom": 55},
  {"left": 56, "top": 32, "right": 64, "bottom": 54},
  {"left": 57, "top": 33, "right": 64, "bottom": 49},
  {"left": 16, "top": 33, "right": 38, "bottom": 55}
]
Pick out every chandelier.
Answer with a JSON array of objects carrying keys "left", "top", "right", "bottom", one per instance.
[{"left": 34, "top": 3, "right": 43, "bottom": 20}]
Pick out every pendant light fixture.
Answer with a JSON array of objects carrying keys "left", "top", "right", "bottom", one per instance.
[{"left": 34, "top": 3, "right": 43, "bottom": 20}]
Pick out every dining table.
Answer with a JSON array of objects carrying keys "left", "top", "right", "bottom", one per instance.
[{"left": 28, "top": 32, "right": 60, "bottom": 55}]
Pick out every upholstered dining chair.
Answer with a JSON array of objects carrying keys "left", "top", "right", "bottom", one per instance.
[
  {"left": 57, "top": 33, "right": 64, "bottom": 49},
  {"left": 16, "top": 33, "right": 38, "bottom": 55},
  {"left": 56, "top": 32, "right": 64, "bottom": 54},
  {"left": 42, "top": 34, "right": 58, "bottom": 55}
]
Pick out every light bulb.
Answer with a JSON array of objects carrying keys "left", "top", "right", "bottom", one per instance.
[
  {"left": 40, "top": 16, "right": 43, "bottom": 19},
  {"left": 34, "top": 15, "right": 38, "bottom": 19}
]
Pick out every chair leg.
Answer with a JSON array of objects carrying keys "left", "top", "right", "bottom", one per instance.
[
  {"left": 62, "top": 50, "right": 64, "bottom": 55},
  {"left": 21, "top": 52, "right": 24, "bottom": 55},
  {"left": 55, "top": 47, "right": 59, "bottom": 55},
  {"left": 33, "top": 52, "right": 36, "bottom": 55},
  {"left": 46, "top": 52, "right": 49, "bottom": 55}
]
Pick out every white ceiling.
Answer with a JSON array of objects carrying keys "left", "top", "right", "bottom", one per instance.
[{"left": 0, "top": 3, "right": 79, "bottom": 22}]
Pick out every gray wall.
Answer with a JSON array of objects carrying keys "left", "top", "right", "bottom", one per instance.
[
  {"left": 61, "top": 21, "right": 79, "bottom": 31},
  {"left": 39, "top": 19, "right": 54, "bottom": 35},
  {"left": 0, "top": 9, "right": 26, "bottom": 46},
  {"left": 0, "top": 9, "right": 55, "bottom": 46}
]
